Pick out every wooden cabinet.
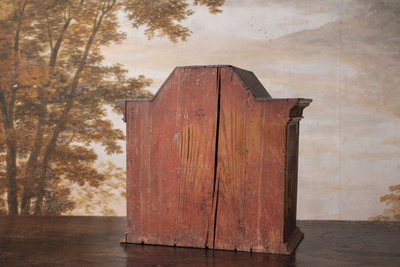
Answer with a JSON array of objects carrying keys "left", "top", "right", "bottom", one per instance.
[{"left": 117, "top": 65, "right": 311, "bottom": 254}]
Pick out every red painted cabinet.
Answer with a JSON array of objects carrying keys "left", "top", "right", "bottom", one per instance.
[{"left": 117, "top": 65, "right": 311, "bottom": 254}]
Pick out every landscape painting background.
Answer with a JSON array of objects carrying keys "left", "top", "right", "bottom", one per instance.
[{"left": 1, "top": 0, "right": 399, "bottom": 220}]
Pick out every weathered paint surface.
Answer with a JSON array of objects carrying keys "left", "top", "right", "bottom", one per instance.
[
  {"left": 125, "top": 67, "right": 218, "bottom": 248},
  {"left": 118, "top": 65, "right": 311, "bottom": 254}
]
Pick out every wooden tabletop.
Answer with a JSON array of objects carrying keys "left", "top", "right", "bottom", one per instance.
[{"left": 0, "top": 216, "right": 399, "bottom": 266}]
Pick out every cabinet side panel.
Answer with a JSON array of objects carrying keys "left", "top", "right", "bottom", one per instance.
[{"left": 284, "top": 122, "right": 299, "bottom": 242}]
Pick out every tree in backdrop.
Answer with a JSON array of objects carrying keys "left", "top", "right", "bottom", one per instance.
[
  {"left": 369, "top": 184, "right": 400, "bottom": 221},
  {"left": 0, "top": 0, "right": 225, "bottom": 215}
]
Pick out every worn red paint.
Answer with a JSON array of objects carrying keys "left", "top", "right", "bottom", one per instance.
[{"left": 117, "top": 65, "right": 311, "bottom": 254}]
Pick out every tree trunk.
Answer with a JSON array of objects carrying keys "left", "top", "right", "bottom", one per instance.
[
  {"left": 22, "top": 0, "right": 85, "bottom": 214},
  {"left": 3, "top": 0, "right": 30, "bottom": 215},
  {"left": 0, "top": 90, "right": 18, "bottom": 215},
  {"left": 20, "top": 120, "right": 44, "bottom": 215},
  {"left": 5, "top": 129, "right": 18, "bottom": 215},
  {"left": 49, "top": 17, "right": 72, "bottom": 68},
  {"left": 33, "top": 1, "right": 114, "bottom": 214}
]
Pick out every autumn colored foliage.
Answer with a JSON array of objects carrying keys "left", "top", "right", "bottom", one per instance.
[
  {"left": 0, "top": 0, "right": 224, "bottom": 215},
  {"left": 370, "top": 184, "right": 400, "bottom": 221}
]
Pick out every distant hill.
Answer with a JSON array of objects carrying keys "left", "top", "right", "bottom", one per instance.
[{"left": 262, "top": 0, "right": 400, "bottom": 117}]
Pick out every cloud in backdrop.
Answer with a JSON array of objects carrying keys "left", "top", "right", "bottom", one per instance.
[{"left": 102, "top": 0, "right": 400, "bottom": 219}]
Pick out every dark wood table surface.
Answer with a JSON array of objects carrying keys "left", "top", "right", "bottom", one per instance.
[{"left": 0, "top": 216, "right": 399, "bottom": 267}]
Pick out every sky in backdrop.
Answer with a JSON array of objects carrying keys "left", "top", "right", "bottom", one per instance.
[{"left": 101, "top": 0, "right": 400, "bottom": 220}]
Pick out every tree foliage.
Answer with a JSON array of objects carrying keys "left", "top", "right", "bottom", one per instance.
[
  {"left": 124, "top": 0, "right": 224, "bottom": 42},
  {"left": 0, "top": 0, "right": 224, "bottom": 215},
  {"left": 370, "top": 184, "right": 400, "bottom": 221}
]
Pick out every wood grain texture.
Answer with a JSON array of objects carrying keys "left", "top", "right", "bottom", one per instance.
[
  {"left": 125, "top": 67, "right": 218, "bottom": 248},
  {"left": 284, "top": 121, "right": 300, "bottom": 243},
  {"left": 214, "top": 67, "right": 265, "bottom": 251},
  {"left": 1, "top": 217, "right": 400, "bottom": 267},
  {"left": 119, "top": 65, "right": 311, "bottom": 254},
  {"left": 214, "top": 67, "right": 305, "bottom": 253}
]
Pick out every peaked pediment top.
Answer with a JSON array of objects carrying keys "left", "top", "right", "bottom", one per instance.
[
  {"left": 162, "top": 65, "right": 273, "bottom": 99},
  {"left": 116, "top": 65, "right": 312, "bottom": 121}
]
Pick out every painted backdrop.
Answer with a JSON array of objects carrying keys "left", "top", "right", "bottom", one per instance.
[{"left": 1, "top": 0, "right": 399, "bottom": 220}]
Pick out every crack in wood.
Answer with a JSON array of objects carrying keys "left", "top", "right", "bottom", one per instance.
[{"left": 210, "top": 67, "right": 222, "bottom": 249}]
